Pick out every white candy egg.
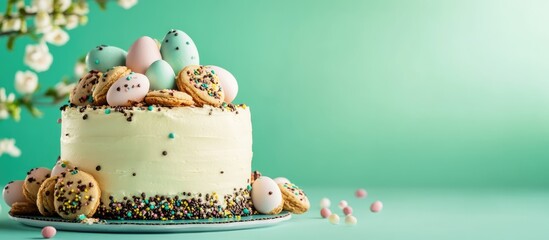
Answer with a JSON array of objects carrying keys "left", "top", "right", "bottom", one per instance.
[{"left": 251, "top": 176, "right": 283, "bottom": 214}]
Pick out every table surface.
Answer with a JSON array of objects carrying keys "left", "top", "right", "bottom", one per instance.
[{"left": 0, "top": 187, "right": 547, "bottom": 240}]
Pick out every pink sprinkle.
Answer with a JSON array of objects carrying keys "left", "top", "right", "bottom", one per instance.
[
  {"left": 370, "top": 200, "right": 383, "bottom": 213},
  {"left": 355, "top": 189, "right": 367, "bottom": 198},
  {"left": 57, "top": 118, "right": 62, "bottom": 124},
  {"left": 41, "top": 226, "right": 56, "bottom": 238},
  {"left": 343, "top": 206, "right": 353, "bottom": 215},
  {"left": 320, "top": 208, "right": 331, "bottom": 218},
  {"left": 338, "top": 200, "right": 348, "bottom": 209}
]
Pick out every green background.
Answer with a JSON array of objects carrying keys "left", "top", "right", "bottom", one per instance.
[{"left": 1, "top": 0, "right": 549, "bottom": 239}]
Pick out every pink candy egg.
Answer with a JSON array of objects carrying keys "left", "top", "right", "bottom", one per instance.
[
  {"left": 208, "top": 66, "right": 238, "bottom": 103},
  {"left": 126, "top": 36, "right": 162, "bottom": 74},
  {"left": 320, "top": 207, "right": 331, "bottom": 218},
  {"left": 371, "top": 200, "right": 383, "bottom": 213},
  {"left": 2, "top": 180, "right": 28, "bottom": 206},
  {"left": 338, "top": 200, "right": 348, "bottom": 209},
  {"left": 106, "top": 72, "right": 150, "bottom": 106},
  {"left": 343, "top": 206, "right": 353, "bottom": 216},
  {"left": 356, "top": 188, "right": 367, "bottom": 198},
  {"left": 41, "top": 226, "right": 56, "bottom": 238}
]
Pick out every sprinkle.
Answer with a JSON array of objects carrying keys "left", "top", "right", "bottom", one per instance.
[
  {"left": 246, "top": 185, "right": 252, "bottom": 191},
  {"left": 104, "top": 108, "right": 111, "bottom": 114},
  {"left": 82, "top": 114, "right": 88, "bottom": 120},
  {"left": 168, "top": 133, "right": 175, "bottom": 139},
  {"left": 210, "top": 69, "right": 215, "bottom": 74},
  {"left": 148, "top": 106, "right": 154, "bottom": 111},
  {"left": 175, "top": 47, "right": 179, "bottom": 50},
  {"left": 185, "top": 41, "right": 189, "bottom": 45},
  {"left": 126, "top": 76, "right": 131, "bottom": 80},
  {"left": 96, "top": 165, "right": 101, "bottom": 171},
  {"left": 162, "top": 151, "right": 168, "bottom": 156},
  {"left": 78, "top": 214, "right": 87, "bottom": 220},
  {"left": 95, "top": 59, "right": 100, "bottom": 64},
  {"left": 57, "top": 118, "right": 62, "bottom": 124}
]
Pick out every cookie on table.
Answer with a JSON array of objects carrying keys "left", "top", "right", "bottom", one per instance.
[
  {"left": 70, "top": 70, "right": 102, "bottom": 106},
  {"left": 278, "top": 182, "right": 310, "bottom": 214},
  {"left": 36, "top": 177, "right": 58, "bottom": 217},
  {"left": 176, "top": 65, "right": 224, "bottom": 107},
  {"left": 9, "top": 201, "right": 40, "bottom": 216},
  {"left": 54, "top": 170, "right": 101, "bottom": 220},
  {"left": 92, "top": 66, "right": 132, "bottom": 105},
  {"left": 144, "top": 89, "right": 194, "bottom": 107},
  {"left": 23, "top": 168, "right": 51, "bottom": 204}
]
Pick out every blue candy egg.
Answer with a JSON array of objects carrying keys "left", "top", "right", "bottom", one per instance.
[
  {"left": 145, "top": 59, "right": 175, "bottom": 90},
  {"left": 85, "top": 45, "right": 127, "bottom": 72},
  {"left": 160, "top": 29, "right": 199, "bottom": 75}
]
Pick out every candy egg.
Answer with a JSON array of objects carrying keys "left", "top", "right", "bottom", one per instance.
[
  {"left": 338, "top": 200, "right": 348, "bottom": 209},
  {"left": 2, "top": 180, "right": 28, "bottom": 206},
  {"left": 356, "top": 188, "right": 367, "bottom": 198},
  {"left": 106, "top": 72, "right": 150, "bottom": 106},
  {"left": 371, "top": 200, "right": 383, "bottom": 213},
  {"left": 320, "top": 197, "right": 331, "bottom": 208},
  {"left": 51, "top": 160, "right": 73, "bottom": 177},
  {"left": 85, "top": 45, "right": 127, "bottom": 72},
  {"left": 273, "top": 177, "right": 290, "bottom": 185},
  {"left": 160, "top": 29, "right": 199, "bottom": 74},
  {"left": 208, "top": 66, "right": 238, "bottom": 103},
  {"left": 343, "top": 206, "right": 353, "bottom": 215},
  {"left": 41, "top": 226, "right": 56, "bottom": 238},
  {"left": 126, "top": 36, "right": 162, "bottom": 74},
  {"left": 328, "top": 213, "right": 340, "bottom": 224},
  {"left": 145, "top": 59, "right": 175, "bottom": 90},
  {"left": 320, "top": 207, "right": 331, "bottom": 218},
  {"left": 345, "top": 215, "right": 357, "bottom": 225},
  {"left": 251, "top": 176, "right": 284, "bottom": 215}
]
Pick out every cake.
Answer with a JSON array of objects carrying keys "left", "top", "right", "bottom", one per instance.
[{"left": 3, "top": 29, "right": 310, "bottom": 222}]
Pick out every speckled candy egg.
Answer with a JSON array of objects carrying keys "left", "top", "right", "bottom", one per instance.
[
  {"left": 273, "top": 177, "right": 290, "bottom": 185},
  {"left": 85, "top": 45, "right": 127, "bottom": 72},
  {"left": 160, "top": 29, "right": 199, "bottom": 74},
  {"left": 208, "top": 66, "right": 238, "bottom": 103},
  {"left": 51, "top": 160, "right": 73, "bottom": 177},
  {"left": 126, "top": 36, "right": 162, "bottom": 74},
  {"left": 2, "top": 180, "right": 27, "bottom": 206},
  {"left": 145, "top": 59, "right": 175, "bottom": 90},
  {"left": 106, "top": 72, "right": 150, "bottom": 106},
  {"left": 251, "top": 176, "right": 284, "bottom": 215}
]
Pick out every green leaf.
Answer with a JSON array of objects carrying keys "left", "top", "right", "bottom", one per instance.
[
  {"left": 7, "top": 35, "right": 16, "bottom": 51},
  {"left": 7, "top": 103, "right": 21, "bottom": 122},
  {"left": 95, "top": 0, "right": 108, "bottom": 10}
]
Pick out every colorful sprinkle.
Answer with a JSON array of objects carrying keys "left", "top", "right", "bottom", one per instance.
[
  {"left": 148, "top": 105, "right": 154, "bottom": 111},
  {"left": 126, "top": 76, "right": 131, "bottom": 80},
  {"left": 94, "top": 59, "right": 100, "bottom": 64},
  {"left": 168, "top": 133, "right": 175, "bottom": 139},
  {"left": 104, "top": 108, "right": 111, "bottom": 114}
]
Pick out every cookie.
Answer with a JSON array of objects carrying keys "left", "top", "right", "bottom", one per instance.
[
  {"left": 176, "top": 65, "right": 224, "bottom": 107},
  {"left": 23, "top": 167, "right": 51, "bottom": 204},
  {"left": 9, "top": 201, "right": 40, "bottom": 216},
  {"left": 92, "top": 66, "right": 132, "bottom": 105},
  {"left": 54, "top": 169, "right": 101, "bottom": 220},
  {"left": 144, "top": 89, "right": 194, "bottom": 107},
  {"left": 36, "top": 177, "right": 58, "bottom": 216},
  {"left": 278, "top": 182, "right": 310, "bottom": 214},
  {"left": 70, "top": 70, "right": 102, "bottom": 106}
]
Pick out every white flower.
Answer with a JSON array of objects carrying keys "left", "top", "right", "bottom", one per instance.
[
  {"left": 54, "top": 81, "right": 75, "bottom": 97},
  {"left": 43, "top": 28, "right": 69, "bottom": 46},
  {"left": 52, "top": 13, "right": 66, "bottom": 26},
  {"left": 0, "top": 88, "right": 16, "bottom": 120},
  {"left": 1, "top": 18, "right": 22, "bottom": 32},
  {"left": 14, "top": 71, "right": 39, "bottom": 95},
  {"left": 55, "top": 0, "right": 71, "bottom": 12},
  {"left": 32, "top": 0, "right": 53, "bottom": 13},
  {"left": 72, "top": 2, "right": 89, "bottom": 15},
  {"left": 24, "top": 42, "right": 53, "bottom": 72},
  {"left": 118, "top": 0, "right": 138, "bottom": 9},
  {"left": 0, "top": 139, "right": 21, "bottom": 158},
  {"left": 34, "top": 11, "right": 52, "bottom": 34},
  {"left": 74, "top": 61, "right": 86, "bottom": 77},
  {"left": 65, "top": 15, "right": 79, "bottom": 30}
]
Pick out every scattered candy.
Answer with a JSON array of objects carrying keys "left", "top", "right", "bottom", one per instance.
[
  {"left": 338, "top": 200, "right": 348, "bottom": 209},
  {"left": 371, "top": 200, "right": 383, "bottom": 213},
  {"left": 328, "top": 213, "right": 340, "bottom": 225},
  {"left": 41, "top": 226, "right": 56, "bottom": 238},
  {"left": 355, "top": 188, "right": 367, "bottom": 198},
  {"left": 320, "top": 198, "right": 331, "bottom": 208},
  {"left": 320, "top": 207, "right": 331, "bottom": 218},
  {"left": 343, "top": 206, "right": 353, "bottom": 216},
  {"left": 345, "top": 215, "right": 357, "bottom": 225}
]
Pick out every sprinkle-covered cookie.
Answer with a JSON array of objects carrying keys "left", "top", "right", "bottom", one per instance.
[
  {"left": 36, "top": 177, "right": 58, "bottom": 217},
  {"left": 70, "top": 70, "right": 102, "bottom": 106},
  {"left": 278, "top": 182, "right": 310, "bottom": 214},
  {"left": 54, "top": 170, "right": 101, "bottom": 220},
  {"left": 23, "top": 168, "right": 51, "bottom": 204},
  {"left": 176, "top": 65, "right": 224, "bottom": 107},
  {"left": 92, "top": 66, "right": 132, "bottom": 105},
  {"left": 144, "top": 89, "right": 194, "bottom": 107},
  {"left": 9, "top": 201, "right": 40, "bottom": 216}
]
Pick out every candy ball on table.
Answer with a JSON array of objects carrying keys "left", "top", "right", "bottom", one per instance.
[
  {"left": 126, "top": 36, "right": 162, "bottom": 74},
  {"left": 208, "top": 66, "right": 238, "bottom": 103},
  {"left": 320, "top": 207, "right": 331, "bottom": 218},
  {"left": 3, "top": 180, "right": 28, "bottom": 206},
  {"left": 338, "top": 200, "right": 348, "bottom": 209},
  {"left": 106, "top": 72, "right": 150, "bottom": 106},
  {"left": 85, "top": 45, "right": 127, "bottom": 72},
  {"left": 320, "top": 197, "right": 331, "bottom": 208},
  {"left": 343, "top": 206, "right": 353, "bottom": 215},
  {"left": 251, "top": 176, "right": 284, "bottom": 215},
  {"left": 41, "top": 226, "right": 56, "bottom": 238},
  {"left": 356, "top": 188, "right": 367, "bottom": 198},
  {"left": 145, "top": 59, "right": 175, "bottom": 90},
  {"left": 160, "top": 29, "right": 199, "bottom": 74},
  {"left": 328, "top": 213, "right": 340, "bottom": 224},
  {"left": 345, "top": 215, "right": 357, "bottom": 225},
  {"left": 371, "top": 200, "right": 383, "bottom": 213}
]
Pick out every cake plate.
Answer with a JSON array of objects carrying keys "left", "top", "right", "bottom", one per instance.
[{"left": 9, "top": 212, "right": 292, "bottom": 233}]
